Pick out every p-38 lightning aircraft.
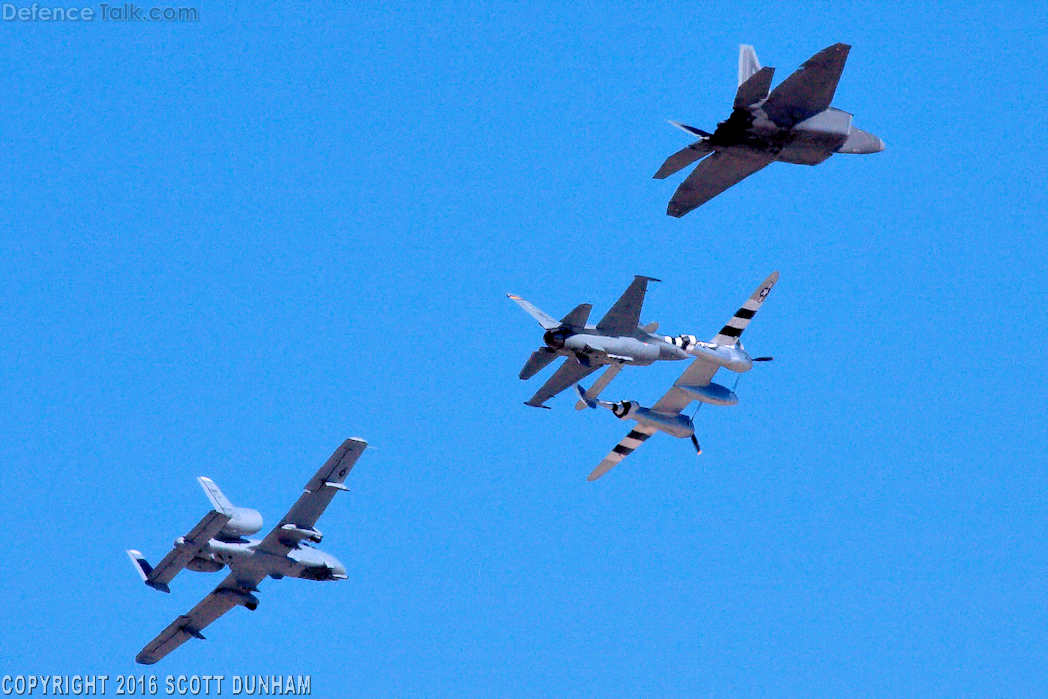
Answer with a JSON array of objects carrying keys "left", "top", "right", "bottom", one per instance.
[
  {"left": 656, "top": 43, "right": 885, "bottom": 217},
  {"left": 509, "top": 276, "right": 720, "bottom": 409},
  {"left": 576, "top": 272, "right": 777, "bottom": 481},
  {"left": 127, "top": 438, "right": 366, "bottom": 664}
]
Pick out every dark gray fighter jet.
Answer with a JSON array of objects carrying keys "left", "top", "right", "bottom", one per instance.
[{"left": 656, "top": 43, "right": 885, "bottom": 217}]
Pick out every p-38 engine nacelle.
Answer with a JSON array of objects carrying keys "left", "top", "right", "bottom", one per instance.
[{"left": 606, "top": 400, "right": 695, "bottom": 439}]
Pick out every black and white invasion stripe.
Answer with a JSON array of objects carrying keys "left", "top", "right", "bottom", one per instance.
[
  {"left": 588, "top": 425, "right": 659, "bottom": 481},
  {"left": 712, "top": 284, "right": 771, "bottom": 346}
]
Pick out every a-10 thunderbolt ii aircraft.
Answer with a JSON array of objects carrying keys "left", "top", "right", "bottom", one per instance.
[
  {"left": 126, "top": 438, "right": 366, "bottom": 664},
  {"left": 655, "top": 43, "right": 885, "bottom": 217},
  {"left": 509, "top": 276, "right": 723, "bottom": 409},
  {"left": 576, "top": 272, "right": 777, "bottom": 481}
]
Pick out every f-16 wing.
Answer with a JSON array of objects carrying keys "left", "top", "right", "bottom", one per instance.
[
  {"left": 667, "top": 151, "right": 773, "bottom": 217},
  {"left": 135, "top": 569, "right": 267, "bottom": 665},
  {"left": 587, "top": 423, "right": 658, "bottom": 481},
  {"left": 256, "top": 438, "right": 368, "bottom": 556},
  {"left": 595, "top": 275, "right": 660, "bottom": 335},
  {"left": 525, "top": 355, "right": 601, "bottom": 408},
  {"left": 763, "top": 43, "right": 850, "bottom": 127}
]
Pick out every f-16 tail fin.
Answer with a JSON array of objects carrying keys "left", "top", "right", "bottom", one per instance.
[
  {"left": 711, "top": 271, "right": 779, "bottom": 346},
  {"left": 738, "top": 44, "right": 761, "bottom": 86},
  {"left": 560, "top": 303, "right": 592, "bottom": 328}
]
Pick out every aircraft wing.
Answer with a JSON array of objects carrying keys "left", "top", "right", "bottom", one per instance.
[
  {"left": 257, "top": 438, "right": 368, "bottom": 556},
  {"left": 763, "top": 43, "right": 850, "bottom": 127},
  {"left": 135, "top": 569, "right": 266, "bottom": 665},
  {"left": 519, "top": 347, "right": 558, "bottom": 380},
  {"left": 587, "top": 424, "right": 659, "bottom": 481},
  {"left": 595, "top": 276, "right": 660, "bottom": 334},
  {"left": 667, "top": 151, "right": 773, "bottom": 217},
  {"left": 650, "top": 357, "right": 721, "bottom": 415},
  {"left": 650, "top": 270, "right": 779, "bottom": 414},
  {"left": 525, "top": 355, "right": 601, "bottom": 408},
  {"left": 711, "top": 271, "right": 779, "bottom": 346}
]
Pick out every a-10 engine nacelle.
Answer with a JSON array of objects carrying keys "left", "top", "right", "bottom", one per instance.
[
  {"left": 607, "top": 400, "right": 695, "bottom": 439},
  {"left": 219, "top": 507, "right": 263, "bottom": 538}
]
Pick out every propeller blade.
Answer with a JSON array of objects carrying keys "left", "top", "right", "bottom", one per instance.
[
  {"left": 753, "top": 356, "right": 774, "bottom": 362},
  {"left": 690, "top": 434, "right": 702, "bottom": 455}
]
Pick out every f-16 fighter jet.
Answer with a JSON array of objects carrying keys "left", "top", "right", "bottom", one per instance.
[
  {"left": 656, "top": 43, "right": 885, "bottom": 217},
  {"left": 509, "top": 276, "right": 718, "bottom": 409},
  {"left": 577, "top": 272, "right": 777, "bottom": 481},
  {"left": 127, "top": 438, "right": 367, "bottom": 664}
]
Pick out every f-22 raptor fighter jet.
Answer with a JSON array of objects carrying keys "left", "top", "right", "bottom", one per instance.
[
  {"left": 127, "top": 438, "right": 366, "bottom": 664},
  {"left": 577, "top": 272, "right": 777, "bottom": 481},
  {"left": 656, "top": 43, "right": 885, "bottom": 217},
  {"left": 509, "top": 276, "right": 716, "bottom": 409}
]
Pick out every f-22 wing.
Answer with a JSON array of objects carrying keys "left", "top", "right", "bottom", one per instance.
[
  {"left": 666, "top": 151, "right": 774, "bottom": 218},
  {"left": 134, "top": 439, "right": 366, "bottom": 665}
]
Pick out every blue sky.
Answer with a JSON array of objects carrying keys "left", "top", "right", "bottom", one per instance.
[{"left": 1, "top": 2, "right": 1047, "bottom": 697}]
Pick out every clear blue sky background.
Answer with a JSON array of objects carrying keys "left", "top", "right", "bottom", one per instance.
[{"left": 2, "top": 2, "right": 1047, "bottom": 697}]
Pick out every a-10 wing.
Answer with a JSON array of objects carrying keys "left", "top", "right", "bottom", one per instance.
[
  {"left": 256, "top": 438, "right": 368, "bottom": 556},
  {"left": 134, "top": 439, "right": 368, "bottom": 665},
  {"left": 135, "top": 568, "right": 267, "bottom": 665}
]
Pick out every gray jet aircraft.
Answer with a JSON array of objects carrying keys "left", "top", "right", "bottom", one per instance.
[
  {"left": 576, "top": 272, "right": 777, "bottom": 480},
  {"left": 127, "top": 438, "right": 366, "bottom": 664},
  {"left": 656, "top": 43, "right": 885, "bottom": 217},
  {"left": 509, "top": 276, "right": 718, "bottom": 409}
]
